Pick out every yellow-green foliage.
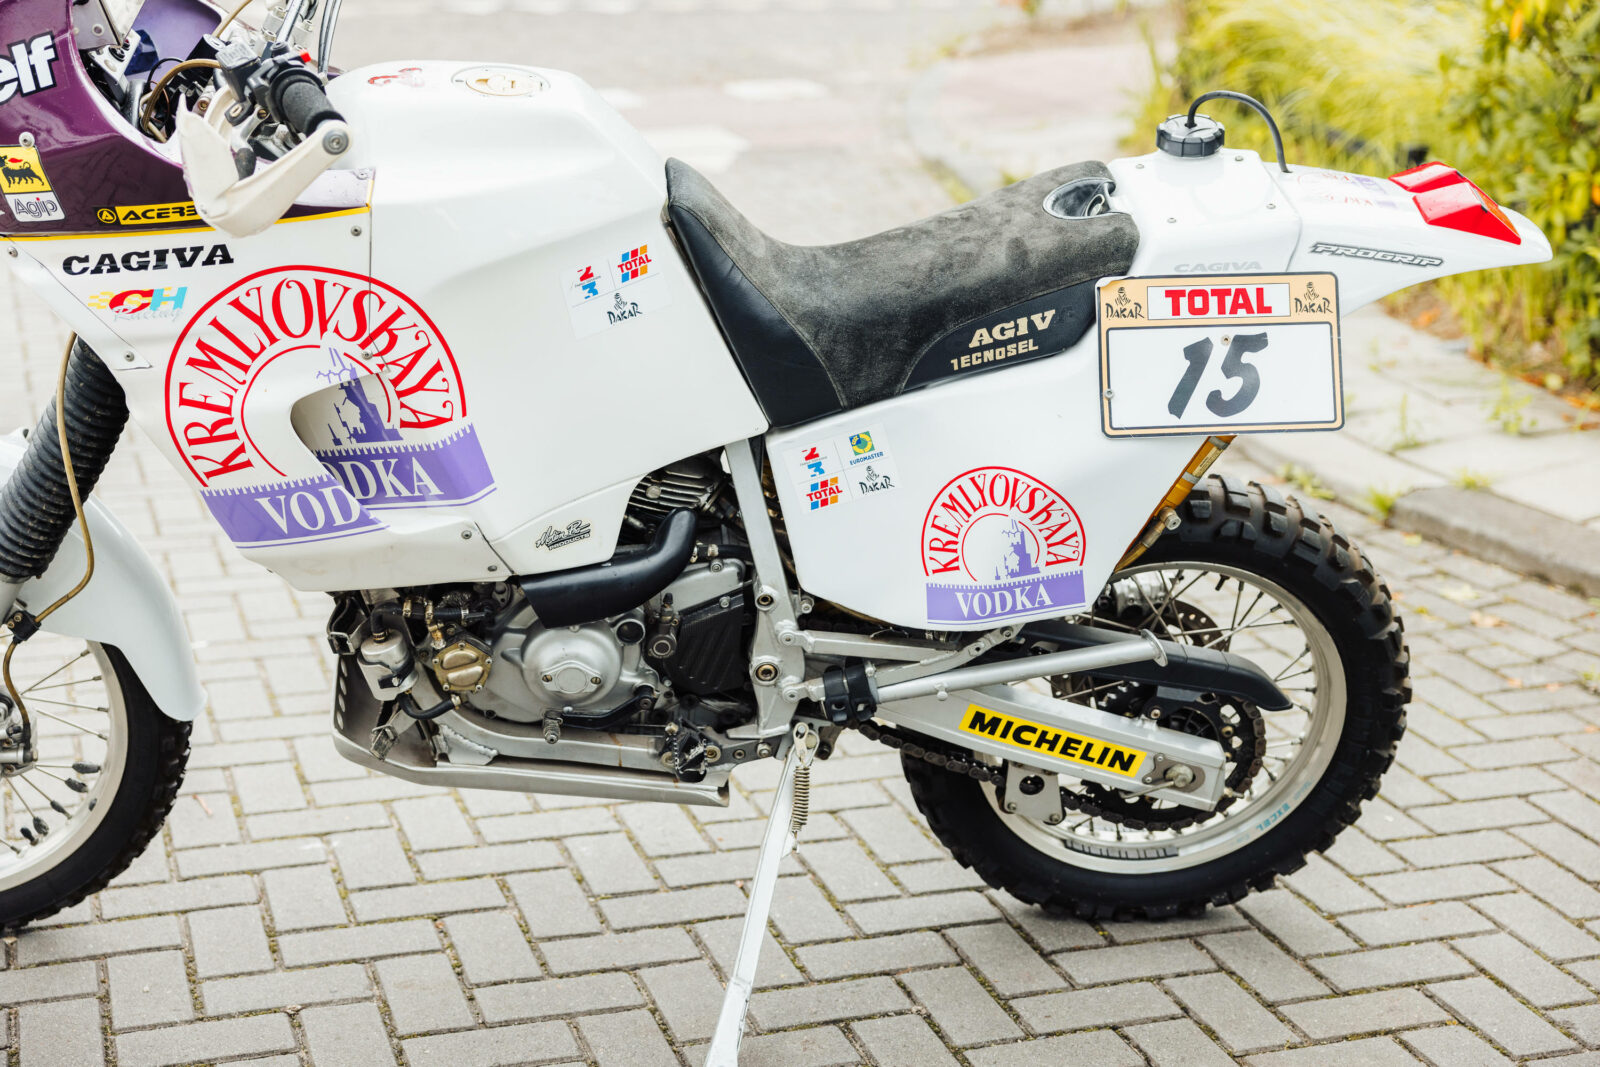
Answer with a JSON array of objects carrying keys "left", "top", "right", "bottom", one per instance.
[{"left": 1143, "top": 0, "right": 1600, "bottom": 388}]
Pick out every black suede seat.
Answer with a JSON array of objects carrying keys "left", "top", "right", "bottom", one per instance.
[{"left": 665, "top": 158, "right": 1140, "bottom": 428}]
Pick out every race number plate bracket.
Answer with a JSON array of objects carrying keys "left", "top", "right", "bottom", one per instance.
[{"left": 1096, "top": 272, "right": 1343, "bottom": 438}]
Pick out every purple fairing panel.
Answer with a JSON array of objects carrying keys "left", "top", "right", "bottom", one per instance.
[{"left": 0, "top": 0, "right": 352, "bottom": 237}]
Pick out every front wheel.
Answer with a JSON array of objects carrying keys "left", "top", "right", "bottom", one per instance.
[
  {"left": 903, "top": 474, "right": 1410, "bottom": 919},
  {"left": 1, "top": 640, "right": 190, "bottom": 930}
]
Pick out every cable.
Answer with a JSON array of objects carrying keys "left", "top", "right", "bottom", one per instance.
[
  {"left": 3, "top": 335, "right": 97, "bottom": 749},
  {"left": 1187, "top": 90, "right": 1290, "bottom": 174},
  {"left": 217, "top": 0, "right": 255, "bottom": 34},
  {"left": 138, "top": 58, "right": 222, "bottom": 142}
]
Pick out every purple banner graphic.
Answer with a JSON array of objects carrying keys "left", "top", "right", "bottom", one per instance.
[
  {"left": 201, "top": 474, "right": 383, "bottom": 547},
  {"left": 926, "top": 570, "right": 1086, "bottom": 624},
  {"left": 315, "top": 425, "right": 496, "bottom": 511}
]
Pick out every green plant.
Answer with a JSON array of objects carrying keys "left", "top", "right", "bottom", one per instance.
[
  {"left": 1277, "top": 463, "right": 1335, "bottom": 500},
  {"left": 1453, "top": 468, "right": 1495, "bottom": 489},
  {"left": 1365, "top": 486, "right": 1401, "bottom": 519},
  {"left": 1486, "top": 376, "right": 1532, "bottom": 434},
  {"left": 1392, "top": 394, "right": 1425, "bottom": 451}
]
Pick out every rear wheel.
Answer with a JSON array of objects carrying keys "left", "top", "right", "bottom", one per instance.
[
  {"left": 902, "top": 475, "right": 1409, "bottom": 918},
  {"left": 0, "top": 639, "right": 189, "bottom": 930}
]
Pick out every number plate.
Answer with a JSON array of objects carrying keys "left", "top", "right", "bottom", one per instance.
[{"left": 1096, "top": 272, "right": 1343, "bottom": 437}]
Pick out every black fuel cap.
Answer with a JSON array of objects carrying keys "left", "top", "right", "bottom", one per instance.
[{"left": 1157, "top": 113, "right": 1225, "bottom": 158}]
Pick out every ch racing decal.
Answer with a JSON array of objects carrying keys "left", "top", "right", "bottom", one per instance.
[
  {"left": 921, "top": 466, "right": 1086, "bottom": 624},
  {"left": 166, "top": 266, "right": 495, "bottom": 547}
]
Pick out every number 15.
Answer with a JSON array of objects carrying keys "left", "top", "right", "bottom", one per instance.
[{"left": 1167, "top": 332, "right": 1269, "bottom": 419}]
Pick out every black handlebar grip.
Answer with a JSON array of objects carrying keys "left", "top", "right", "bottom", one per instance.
[{"left": 272, "top": 73, "right": 343, "bottom": 138}]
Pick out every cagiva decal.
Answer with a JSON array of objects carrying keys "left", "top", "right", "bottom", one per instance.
[
  {"left": 95, "top": 202, "right": 203, "bottom": 227},
  {"left": 368, "top": 66, "right": 425, "bottom": 88},
  {"left": 920, "top": 466, "right": 1086, "bottom": 624},
  {"left": 64, "top": 244, "right": 232, "bottom": 275},
  {"left": 952, "top": 309, "right": 1056, "bottom": 372},
  {"left": 0, "top": 145, "right": 62, "bottom": 223},
  {"left": 535, "top": 520, "right": 592, "bottom": 550},
  {"left": 1308, "top": 241, "right": 1443, "bottom": 268},
  {"left": 0, "top": 35, "right": 58, "bottom": 104},
  {"left": 166, "top": 266, "right": 494, "bottom": 547},
  {"left": 561, "top": 245, "right": 672, "bottom": 339},
  {"left": 785, "top": 423, "right": 900, "bottom": 510},
  {"left": 1174, "top": 261, "right": 1261, "bottom": 272},
  {"left": 87, "top": 286, "right": 187, "bottom": 321}
]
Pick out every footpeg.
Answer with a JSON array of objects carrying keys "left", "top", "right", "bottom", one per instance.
[{"left": 705, "top": 722, "right": 818, "bottom": 1067}]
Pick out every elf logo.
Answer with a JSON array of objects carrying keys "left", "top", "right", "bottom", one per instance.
[{"left": 0, "top": 34, "right": 58, "bottom": 104}]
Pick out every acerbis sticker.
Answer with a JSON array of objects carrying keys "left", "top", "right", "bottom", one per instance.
[
  {"left": 0, "top": 145, "right": 63, "bottom": 223},
  {"left": 166, "top": 267, "right": 495, "bottom": 547},
  {"left": 959, "top": 704, "right": 1143, "bottom": 777},
  {"left": 785, "top": 424, "right": 900, "bottom": 511},
  {"left": 95, "top": 201, "right": 203, "bottom": 227},
  {"left": 559, "top": 245, "right": 672, "bottom": 339},
  {"left": 921, "top": 466, "right": 1086, "bottom": 624}
]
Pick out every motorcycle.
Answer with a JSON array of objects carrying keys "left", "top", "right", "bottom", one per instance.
[{"left": 0, "top": 0, "right": 1550, "bottom": 1060}]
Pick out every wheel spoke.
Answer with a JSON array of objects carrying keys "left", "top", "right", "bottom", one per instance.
[
  {"left": 21, "top": 649, "right": 93, "bottom": 695},
  {"left": 24, "top": 706, "right": 108, "bottom": 741}
]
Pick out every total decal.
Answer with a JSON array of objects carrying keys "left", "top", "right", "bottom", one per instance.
[
  {"left": 920, "top": 466, "right": 1087, "bottom": 625},
  {"left": 784, "top": 424, "right": 900, "bottom": 511},
  {"left": 164, "top": 266, "right": 495, "bottom": 547},
  {"left": 559, "top": 242, "right": 672, "bottom": 339}
]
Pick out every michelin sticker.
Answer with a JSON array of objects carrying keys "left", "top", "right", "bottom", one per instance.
[
  {"left": 784, "top": 424, "right": 900, "bottom": 511},
  {"left": 921, "top": 466, "right": 1086, "bottom": 624},
  {"left": 165, "top": 266, "right": 495, "bottom": 547},
  {"left": 560, "top": 243, "right": 672, "bottom": 339}
]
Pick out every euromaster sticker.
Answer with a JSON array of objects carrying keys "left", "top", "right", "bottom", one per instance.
[
  {"left": 921, "top": 465, "right": 1086, "bottom": 624},
  {"left": 784, "top": 424, "right": 899, "bottom": 509}
]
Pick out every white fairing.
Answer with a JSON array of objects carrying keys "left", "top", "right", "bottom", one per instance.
[{"left": 0, "top": 432, "right": 205, "bottom": 721}]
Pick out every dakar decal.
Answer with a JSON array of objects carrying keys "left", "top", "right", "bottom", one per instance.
[
  {"left": 784, "top": 423, "right": 900, "bottom": 510},
  {"left": 165, "top": 266, "right": 494, "bottom": 547},
  {"left": 560, "top": 245, "right": 672, "bottom": 339},
  {"left": 921, "top": 466, "right": 1087, "bottom": 624},
  {"left": 0, "top": 144, "right": 63, "bottom": 223}
]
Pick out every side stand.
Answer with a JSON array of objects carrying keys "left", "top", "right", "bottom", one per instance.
[{"left": 704, "top": 722, "right": 817, "bottom": 1067}]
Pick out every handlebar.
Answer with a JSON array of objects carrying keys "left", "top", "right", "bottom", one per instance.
[{"left": 272, "top": 74, "right": 344, "bottom": 140}]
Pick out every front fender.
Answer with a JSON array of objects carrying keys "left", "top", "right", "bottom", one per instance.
[{"left": 0, "top": 432, "right": 205, "bottom": 721}]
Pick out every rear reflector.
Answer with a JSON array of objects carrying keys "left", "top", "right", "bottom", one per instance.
[{"left": 1391, "top": 161, "right": 1522, "bottom": 244}]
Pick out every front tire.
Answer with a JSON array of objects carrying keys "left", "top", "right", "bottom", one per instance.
[{"left": 903, "top": 474, "right": 1410, "bottom": 919}]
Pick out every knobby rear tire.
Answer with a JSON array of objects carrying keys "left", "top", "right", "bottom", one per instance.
[{"left": 902, "top": 474, "right": 1410, "bottom": 919}]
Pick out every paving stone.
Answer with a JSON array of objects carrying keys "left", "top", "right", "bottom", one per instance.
[
  {"left": 850, "top": 1014, "right": 960, "bottom": 1067},
  {"left": 1012, "top": 980, "right": 1178, "bottom": 1033},
  {"left": 1199, "top": 929, "right": 1331, "bottom": 1002},
  {"left": 107, "top": 951, "right": 195, "bottom": 1029},
  {"left": 965, "top": 1030, "right": 1144, "bottom": 1067},
  {"left": 278, "top": 919, "right": 441, "bottom": 967},
  {"left": 695, "top": 916, "right": 804, "bottom": 989},
  {"left": 300, "top": 1002, "right": 395, "bottom": 1067},
  {"left": 394, "top": 795, "right": 475, "bottom": 850},
  {"left": 1451, "top": 933, "right": 1592, "bottom": 1008},
  {"left": 1409, "top": 798, "right": 1548, "bottom": 833},
  {"left": 891, "top": 858, "right": 987, "bottom": 893},
  {"left": 1427, "top": 976, "right": 1577, "bottom": 1057},
  {"left": 1472, "top": 891, "right": 1600, "bottom": 960},
  {"left": 174, "top": 837, "right": 326, "bottom": 878},
  {"left": 475, "top": 973, "right": 643, "bottom": 1023},
  {"left": 838, "top": 805, "right": 943, "bottom": 862},
  {"left": 401, "top": 1021, "right": 579, "bottom": 1067},
  {"left": 1101, "top": 907, "right": 1250, "bottom": 944},
  {"left": 189, "top": 904, "right": 274, "bottom": 977},
  {"left": 1325, "top": 827, "right": 1408, "bottom": 875},
  {"left": 166, "top": 791, "right": 242, "bottom": 849},
  {"left": 262, "top": 863, "right": 347, "bottom": 931},
  {"left": 477, "top": 807, "right": 619, "bottom": 843},
  {"left": 331, "top": 828, "right": 416, "bottom": 890},
  {"left": 1125, "top": 1018, "right": 1237, "bottom": 1067},
  {"left": 541, "top": 928, "right": 700, "bottom": 974},
  {"left": 1165, "top": 972, "right": 1293, "bottom": 1052},
  {"left": 565, "top": 831, "right": 658, "bottom": 894},
  {"left": 17, "top": 915, "right": 182, "bottom": 965},
  {"left": 654, "top": 848, "right": 762, "bottom": 887},
  {"left": 618, "top": 802, "right": 711, "bottom": 855},
  {"left": 640, "top": 960, "right": 725, "bottom": 1042},
  {"left": 901, "top": 966, "right": 1022, "bottom": 1046},
  {"left": 115, "top": 1014, "right": 297, "bottom": 1067},
  {"left": 801, "top": 839, "right": 898, "bottom": 901},
  {"left": 749, "top": 975, "right": 910, "bottom": 1028},
  {"left": 1053, "top": 940, "right": 1215, "bottom": 986},
  {"left": 1452, "top": 738, "right": 1579, "bottom": 770},
  {"left": 599, "top": 883, "right": 749, "bottom": 931},
  {"left": 506, "top": 869, "right": 602, "bottom": 937},
  {"left": 1244, "top": 1035, "right": 1426, "bottom": 1066},
  {"left": 416, "top": 841, "right": 564, "bottom": 880},
  {"left": 374, "top": 953, "right": 474, "bottom": 1035},
  {"left": 1548, "top": 1004, "right": 1600, "bottom": 1045},
  {"left": 1399, "top": 1025, "right": 1514, "bottom": 1067},
  {"left": 578, "top": 1008, "right": 677, "bottom": 1067},
  {"left": 1365, "top": 865, "right": 1514, "bottom": 904},
  {"left": 349, "top": 877, "right": 504, "bottom": 922},
  {"left": 18, "top": 998, "right": 104, "bottom": 1067},
  {"left": 1237, "top": 889, "right": 1359, "bottom": 955},
  {"left": 944, "top": 921, "right": 1062, "bottom": 995},
  {"left": 845, "top": 890, "right": 998, "bottom": 935},
  {"left": 230, "top": 761, "right": 307, "bottom": 813},
  {"left": 796, "top": 930, "right": 956, "bottom": 979},
  {"left": 1309, "top": 943, "right": 1475, "bottom": 992},
  {"left": 201, "top": 964, "right": 372, "bottom": 1015},
  {"left": 99, "top": 873, "right": 257, "bottom": 918},
  {"left": 1513, "top": 823, "right": 1600, "bottom": 882},
  {"left": 443, "top": 911, "right": 540, "bottom": 985},
  {"left": 0, "top": 961, "right": 98, "bottom": 1004},
  {"left": 1390, "top": 830, "right": 1534, "bottom": 868},
  {"left": 1282, "top": 853, "right": 1386, "bottom": 913},
  {"left": 1433, "top": 767, "right": 1566, "bottom": 800},
  {"left": 1281, "top": 989, "right": 1450, "bottom": 1039},
  {"left": 1340, "top": 901, "right": 1497, "bottom": 946},
  {"left": 247, "top": 803, "right": 390, "bottom": 839},
  {"left": 699, "top": 1025, "right": 859, "bottom": 1067}
]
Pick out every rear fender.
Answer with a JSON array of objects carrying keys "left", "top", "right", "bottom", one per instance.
[{"left": 0, "top": 432, "right": 204, "bottom": 721}]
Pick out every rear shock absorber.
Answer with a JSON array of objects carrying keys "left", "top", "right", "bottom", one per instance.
[{"left": 0, "top": 339, "right": 129, "bottom": 616}]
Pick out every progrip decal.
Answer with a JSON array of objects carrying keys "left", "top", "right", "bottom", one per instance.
[
  {"left": 166, "top": 266, "right": 494, "bottom": 547},
  {"left": 920, "top": 466, "right": 1086, "bottom": 624}
]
